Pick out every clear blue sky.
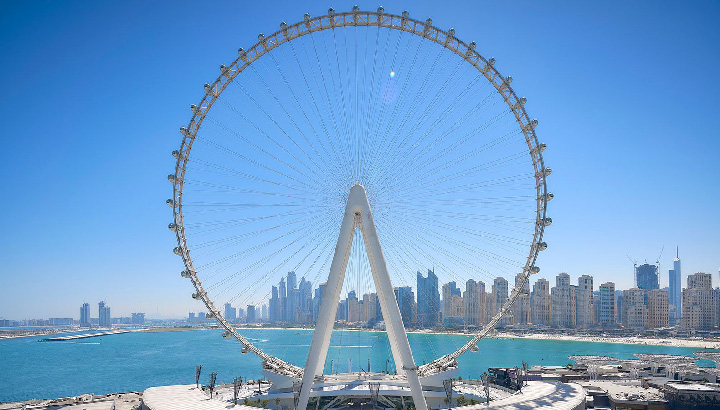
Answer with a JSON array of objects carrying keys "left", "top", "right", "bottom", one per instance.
[{"left": 1, "top": 1, "right": 718, "bottom": 319}]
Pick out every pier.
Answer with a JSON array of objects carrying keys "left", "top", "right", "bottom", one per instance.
[{"left": 39, "top": 329, "right": 130, "bottom": 342}]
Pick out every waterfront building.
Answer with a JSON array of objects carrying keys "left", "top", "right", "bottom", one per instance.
[
  {"left": 416, "top": 269, "right": 440, "bottom": 328},
  {"left": 513, "top": 273, "right": 531, "bottom": 325},
  {"left": 493, "top": 277, "right": 509, "bottom": 326},
  {"left": 647, "top": 289, "right": 669, "bottom": 328},
  {"left": 80, "top": 302, "right": 91, "bottom": 327},
  {"left": 313, "top": 283, "right": 326, "bottom": 323},
  {"left": 346, "top": 291, "right": 361, "bottom": 323},
  {"left": 682, "top": 272, "right": 716, "bottom": 330},
  {"left": 246, "top": 305, "right": 256, "bottom": 323},
  {"left": 269, "top": 286, "right": 279, "bottom": 322},
  {"left": 551, "top": 273, "right": 576, "bottom": 328},
  {"left": 475, "top": 281, "right": 487, "bottom": 325},
  {"left": 441, "top": 281, "right": 461, "bottom": 320},
  {"left": 362, "top": 293, "right": 378, "bottom": 323},
  {"left": 286, "top": 271, "right": 297, "bottom": 294},
  {"left": 636, "top": 263, "right": 659, "bottom": 291},
  {"left": 624, "top": 288, "right": 648, "bottom": 329},
  {"left": 224, "top": 303, "right": 237, "bottom": 322},
  {"left": 261, "top": 304, "right": 267, "bottom": 320},
  {"left": 463, "top": 279, "right": 480, "bottom": 326},
  {"left": 131, "top": 312, "right": 145, "bottom": 325},
  {"left": 531, "top": 278, "right": 551, "bottom": 326},
  {"left": 598, "top": 282, "right": 616, "bottom": 327},
  {"left": 576, "top": 275, "right": 595, "bottom": 327},
  {"left": 98, "top": 301, "right": 111, "bottom": 328},
  {"left": 668, "top": 249, "right": 682, "bottom": 325},
  {"left": 298, "top": 277, "right": 313, "bottom": 324},
  {"left": 278, "top": 277, "right": 287, "bottom": 322},
  {"left": 394, "top": 286, "right": 416, "bottom": 327}
]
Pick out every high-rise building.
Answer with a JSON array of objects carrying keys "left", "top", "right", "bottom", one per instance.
[
  {"left": 346, "top": 291, "right": 361, "bottom": 323},
  {"left": 493, "top": 277, "right": 508, "bottom": 326},
  {"left": 224, "top": 303, "right": 237, "bottom": 322},
  {"left": 362, "top": 293, "right": 378, "bottom": 323},
  {"left": 286, "top": 271, "right": 297, "bottom": 293},
  {"left": 668, "top": 248, "right": 682, "bottom": 326},
  {"left": 513, "top": 273, "right": 530, "bottom": 325},
  {"left": 531, "top": 278, "right": 551, "bottom": 326},
  {"left": 416, "top": 269, "right": 440, "bottom": 328},
  {"left": 131, "top": 312, "right": 145, "bottom": 325},
  {"left": 441, "top": 281, "right": 461, "bottom": 320},
  {"left": 278, "top": 277, "right": 287, "bottom": 322},
  {"left": 298, "top": 277, "right": 313, "bottom": 324},
  {"left": 636, "top": 263, "right": 659, "bottom": 291},
  {"left": 246, "top": 305, "right": 256, "bottom": 323},
  {"left": 682, "top": 272, "right": 716, "bottom": 330},
  {"left": 551, "top": 273, "right": 576, "bottom": 328},
  {"left": 313, "top": 283, "right": 327, "bottom": 323},
  {"left": 80, "top": 303, "right": 91, "bottom": 327},
  {"left": 598, "top": 282, "right": 616, "bottom": 327},
  {"left": 647, "top": 289, "right": 669, "bottom": 328},
  {"left": 269, "top": 286, "right": 279, "bottom": 322},
  {"left": 576, "top": 275, "right": 595, "bottom": 327},
  {"left": 98, "top": 301, "right": 111, "bottom": 328},
  {"left": 463, "top": 279, "right": 481, "bottom": 326},
  {"left": 261, "top": 304, "right": 268, "bottom": 320},
  {"left": 624, "top": 288, "right": 648, "bottom": 329},
  {"left": 394, "top": 286, "right": 416, "bottom": 328}
]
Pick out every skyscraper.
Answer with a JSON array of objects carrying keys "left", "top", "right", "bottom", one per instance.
[
  {"left": 80, "top": 303, "right": 90, "bottom": 327},
  {"left": 269, "top": 286, "right": 279, "bottom": 322},
  {"left": 598, "top": 282, "right": 616, "bottom": 327},
  {"left": 624, "top": 288, "right": 648, "bottom": 329},
  {"left": 636, "top": 263, "right": 659, "bottom": 291},
  {"left": 576, "top": 275, "right": 595, "bottom": 327},
  {"left": 493, "top": 277, "right": 508, "bottom": 326},
  {"left": 246, "top": 305, "right": 256, "bottom": 323},
  {"left": 416, "top": 269, "right": 440, "bottom": 328},
  {"left": 98, "top": 301, "right": 111, "bottom": 328},
  {"left": 531, "top": 278, "right": 551, "bottom": 326},
  {"left": 463, "top": 279, "right": 480, "bottom": 326},
  {"left": 682, "top": 272, "right": 715, "bottom": 330},
  {"left": 298, "top": 277, "right": 313, "bottom": 324},
  {"left": 551, "top": 273, "right": 576, "bottom": 328},
  {"left": 224, "top": 303, "right": 237, "bottom": 322},
  {"left": 394, "top": 286, "right": 416, "bottom": 327},
  {"left": 668, "top": 248, "right": 682, "bottom": 325},
  {"left": 647, "top": 289, "right": 669, "bottom": 328},
  {"left": 513, "top": 273, "right": 530, "bottom": 325},
  {"left": 278, "top": 277, "right": 287, "bottom": 322},
  {"left": 313, "top": 283, "right": 326, "bottom": 323}
]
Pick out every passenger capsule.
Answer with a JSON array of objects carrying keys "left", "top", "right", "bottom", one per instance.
[
  {"left": 168, "top": 223, "right": 178, "bottom": 232},
  {"left": 543, "top": 167, "right": 552, "bottom": 176},
  {"left": 238, "top": 47, "right": 246, "bottom": 57},
  {"left": 425, "top": 17, "right": 432, "bottom": 26},
  {"left": 180, "top": 126, "right": 188, "bottom": 135},
  {"left": 402, "top": 10, "right": 409, "bottom": 18},
  {"left": 488, "top": 57, "right": 495, "bottom": 66},
  {"left": 377, "top": 6, "right": 384, "bottom": 14},
  {"left": 167, "top": 174, "right": 177, "bottom": 183},
  {"left": 173, "top": 247, "right": 183, "bottom": 256},
  {"left": 328, "top": 8, "right": 335, "bottom": 15},
  {"left": 219, "top": 64, "right": 227, "bottom": 72},
  {"left": 190, "top": 104, "right": 198, "bottom": 113},
  {"left": 447, "top": 28, "right": 455, "bottom": 37},
  {"left": 304, "top": 13, "right": 311, "bottom": 21},
  {"left": 203, "top": 83, "right": 211, "bottom": 91},
  {"left": 257, "top": 33, "right": 265, "bottom": 41},
  {"left": 280, "top": 21, "right": 288, "bottom": 30},
  {"left": 542, "top": 217, "right": 553, "bottom": 226},
  {"left": 519, "top": 96, "right": 527, "bottom": 105},
  {"left": 166, "top": 199, "right": 174, "bottom": 207},
  {"left": 468, "top": 41, "right": 476, "bottom": 50},
  {"left": 544, "top": 192, "right": 554, "bottom": 201},
  {"left": 192, "top": 292, "right": 202, "bottom": 300},
  {"left": 538, "top": 242, "right": 548, "bottom": 251},
  {"left": 181, "top": 270, "right": 192, "bottom": 278},
  {"left": 538, "top": 143, "right": 547, "bottom": 153},
  {"left": 505, "top": 76, "right": 513, "bottom": 84},
  {"left": 241, "top": 346, "right": 250, "bottom": 354},
  {"left": 222, "top": 330, "right": 231, "bottom": 338},
  {"left": 352, "top": 5, "right": 360, "bottom": 12},
  {"left": 530, "top": 119, "right": 539, "bottom": 128},
  {"left": 470, "top": 344, "right": 479, "bottom": 353},
  {"left": 530, "top": 266, "right": 541, "bottom": 274}
]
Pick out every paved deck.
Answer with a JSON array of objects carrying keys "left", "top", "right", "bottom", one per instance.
[{"left": 143, "top": 381, "right": 585, "bottom": 410}]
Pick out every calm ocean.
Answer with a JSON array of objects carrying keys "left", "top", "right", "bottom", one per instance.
[{"left": 0, "top": 328, "right": 713, "bottom": 402}]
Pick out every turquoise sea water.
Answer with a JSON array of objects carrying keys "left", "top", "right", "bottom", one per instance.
[{"left": 0, "top": 328, "right": 715, "bottom": 402}]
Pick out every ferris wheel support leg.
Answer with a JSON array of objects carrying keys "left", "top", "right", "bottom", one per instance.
[
  {"left": 357, "top": 187, "right": 428, "bottom": 410},
  {"left": 296, "top": 186, "right": 359, "bottom": 410}
]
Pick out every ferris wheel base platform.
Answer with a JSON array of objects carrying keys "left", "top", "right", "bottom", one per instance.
[{"left": 142, "top": 380, "right": 585, "bottom": 410}]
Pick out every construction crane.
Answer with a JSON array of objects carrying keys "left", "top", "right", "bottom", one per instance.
[
  {"left": 655, "top": 245, "right": 665, "bottom": 287},
  {"left": 626, "top": 254, "right": 638, "bottom": 287}
]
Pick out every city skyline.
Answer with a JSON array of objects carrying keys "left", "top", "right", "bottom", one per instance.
[{"left": 1, "top": 1, "right": 719, "bottom": 319}]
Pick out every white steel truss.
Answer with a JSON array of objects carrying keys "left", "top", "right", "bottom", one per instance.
[{"left": 296, "top": 184, "right": 428, "bottom": 410}]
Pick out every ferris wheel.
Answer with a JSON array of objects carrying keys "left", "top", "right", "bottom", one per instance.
[{"left": 168, "top": 6, "right": 551, "bottom": 409}]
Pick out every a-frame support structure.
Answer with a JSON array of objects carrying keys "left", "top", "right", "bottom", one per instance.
[{"left": 296, "top": 184, "right": 428, "bottom": 410}]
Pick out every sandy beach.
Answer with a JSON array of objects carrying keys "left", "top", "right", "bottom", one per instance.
[{"left": 494, "top": 332, "right": 720, "bottom": 349}]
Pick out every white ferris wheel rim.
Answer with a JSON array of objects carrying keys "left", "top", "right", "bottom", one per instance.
[{"left": 168, "top": 7, "right": 550, "bottom": 378}]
